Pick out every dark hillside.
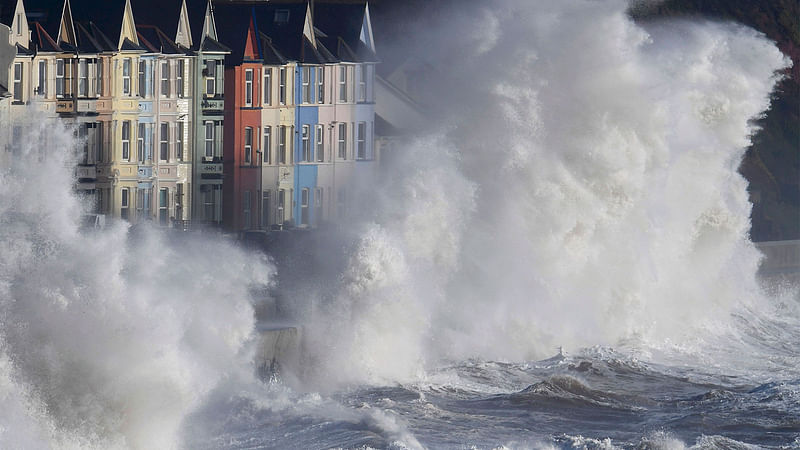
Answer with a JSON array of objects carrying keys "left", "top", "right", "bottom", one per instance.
[{"left": 632, "top": 0, "right": 799, "bottom": 241}]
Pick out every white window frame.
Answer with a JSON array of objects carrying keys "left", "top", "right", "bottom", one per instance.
[
  {"left": 317, "top": 66, "right": 324, "bottom": 104},
  {"left": 316, "top": 124, "right": 324, "bottom": 162},
  {"left": 301, "top": 125, "right": 310, "bottom": 162},
  {"left": 263, "top": 126, "right": 271, "bottom": 164},
  {"left": 338, "top": 65, "right": 346, "bottom": 102},
  {"left": 244, "top": 127, "right": 253, "bottom": 164},
  {"left": 338, "top": 122, "right": 346, "bottom": 159},
  {"left": 204, "top": 121, "right": 214, "bottom": 159},
  {"left": 357, "top": 121, "right": 366, "bottom": 159},
  {"left": 205, "top": 59, "right": 216, "bottom": 96},
  {"left": 121, "top": 120, "right": 131, "bottom": 161},
  {"left": 138, "top": 122, "right": 146, "bottom": 162},
  {"left": 176, "top": 59, "right": 184, "bottom": 98},
  {"left": 120, "top": 187, "right": 130, "bottom": 220},
  {"left": 263, "top": 67, "right": 271, "bottom": 105},
  {"left": 279, "top": 125, "right": 287, "bottom": 164},
  {"left": 37, "top": 60, "right": 47, "bottom": 97},
  {"left": 302, "top": 66, "right": 311, "bottom": 104},
  {"left": 176, "top": 122, "right": 183, "bottom": 161},
  {"left": 12, "top": 62, "right": 22, "bottom": 101},
  {"left": 244, "top": 68, "right": 253, "bottom": 106},
  {"left": 160, "top": 122, "right": 169, "bottom": 161},
  {"left": 279, "top": 67, "right": 286, "bottom": 105},
  {"left": 161, "top": 60, "right": 170, "bottom": 97},
  {"left": 357, "top": 64, "right": 365, "bottom": 102},
  {"left": 122, "top": 58, "right": 131, "bottom": 96},
  {"left": 159, "top": 187, "right": 169, "bottom": 225}
]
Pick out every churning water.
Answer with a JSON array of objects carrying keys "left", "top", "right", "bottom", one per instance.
[{"left": 1, "top": 0, "right": 798, "bottom": 448}]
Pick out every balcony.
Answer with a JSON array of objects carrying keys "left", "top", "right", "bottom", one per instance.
[
  {"left": 75, "top": 165, "right": 96, "bottom": 180},
  {"left": 201, "top": 98, "right": 224, "bottom": 111},
  {"left": 137, "top": 166, "right": 154, "bottom": 178},
  {"left": 200, "top": 162, "right": 223, "bottom": 179},
  {"left": 76, "top": 99, "right": 98, "bottom": 113},
  {"left": 56, "top": 99, "right": 75, "bottom": 114}
]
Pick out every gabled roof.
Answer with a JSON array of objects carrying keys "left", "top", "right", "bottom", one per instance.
[
  {"left": 32, "top": 20, "right": 60, "bottom": 52},
  {"left": 186, "top": 0, "right": 211, "bottom": 50},
  {"left": 200, "top": 35, "right": 230, "bottom": 53},
  {"left": 259, "top": 32, "right": 286, "bottom": 65},
  {"left": 312, "top": 2, "right": 377, "bottom": 62},
  {"left": 137, "top": 25, "right": 182, "bottom": 54},
  {"left": 73, "top": 21, "right": 104, "bottom": 53},
  {"left": 3, "top": 0, "right": 62, "bottom": 36},
  {"left": 71, "top": 0, "right": 143, "bottom": 51},
  {"left": 210, "top": 2, "right": 255, "bottom": 65}
]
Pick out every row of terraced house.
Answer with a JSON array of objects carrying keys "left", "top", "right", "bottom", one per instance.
[{"left": 0, "top": 0, "right": 380, "bottom": 231}]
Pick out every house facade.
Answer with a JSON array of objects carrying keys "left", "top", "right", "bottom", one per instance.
[{"left": 3, "top": 0, "right": 380, "bottom": 233}]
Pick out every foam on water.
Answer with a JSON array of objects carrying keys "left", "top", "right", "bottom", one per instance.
[
  {"left": 0, "top": 113, "right": 273, "bottom": 447},
  {"left": 0, "top": 0, "right": 795, "bottom": 447},
  {"left": 298, "top": 0, "right": 792, "bottom": 388}
]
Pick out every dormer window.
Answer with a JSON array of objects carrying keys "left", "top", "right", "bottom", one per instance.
[{"left": 274, "top": 10, "right": 289, "bottom": 23}]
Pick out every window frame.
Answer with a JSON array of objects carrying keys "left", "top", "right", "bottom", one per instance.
[
  {"left": 121, "top": 120, "right": 131, "bottom": 161},
  {"left": 161, "top": 60, "right": 170, "bottom": 98},
  {"left": 122, "top": 58, "right": 131, "bottom": 96},
  {"left": 338, "top": 122, "right": 347, "bottom": 159},
  {"left": 160, "top": 122, "right": 169, "bottom": 161},
  {"left": 316, "top": 124, "right": 324, "bottom": 162},
  {"left": 301, "top": 125, "right": 310, "bottom": 162},
  {"left": 263, "top": 126, "right": 271, "bottom": 164},
  {"left": 279, "top": 67, "right": 286, "bottom": 105},
  {"left": 357, "top": 121, "right": 366, "bottom": 160},
  {"left": 204, "top": 121, "right": 215, "bottom": 159},
  {"left": 12, "top": 62, "right": 22, "bottom": 101},
  {"left": 263, "top": 67, "right": 271, "bottom": 105},
  {"left": 244, "top": 68, "right": 253, "bottom": 106},
  {"left": 244, "top": 127, "right": 253, "bottom": 164},
  {"left": 338, "top": 66, "right": 347, "bottom": 102}
]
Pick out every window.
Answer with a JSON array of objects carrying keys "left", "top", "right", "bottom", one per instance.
[
  {"left": 122, "top": 58, "right": 131, "bottom": 95},
  {"left": 300, "top": 188, "right": 309, "bottom": 226},
  {"left": 203, "top": 188, "right": 216, "bottom": 221},
  {"left": 338, "top": 122, "right": 346, "bottom": 159},
  {"left": 16, "top": 14, "right": 21, "bottom": 35},
  {"left": 262, "top": 191, "right": 271, "bottom": 229},
  {"left": 161, "top": 61, "right": 170, "bottom": 97},
  {"left": 278, "top": 125, "right": 287, "bottom": 164},
  {"left": 316, "top": 124, "right": 324, "bottom": 162},
  {"left": 37, "top": 60, "right": 46, "bottom": 96},
  {"left": 357, "top": 122, "right": 366, "bottom": 159},
  {"left": 56, "top": 59, "right": 65, "bottom": 97},
  {"left": 263, "top": 126, "right": 271, "bottom": 164},
  {"left": 302, "top": 66, "right": 311, "bottom": 103},
  {"left": 176, "top": 122, "right": 183, "bottom": 161},
  {"left": 13, "top": 63, "right": 22, "bottom": 101},
  {"left": 277, "top": 189, "right": 286, "bottom": 225},
  {"left": 366, "top": 64, "right": 373, "bottom": 101},
  {"left": 78, "top": 59, "right": 89, "bottom": 96},
  {"left": 263, "top": 68, "right": 271, "bottom": 105},
  {"left": 160, "top": 122, "right": 169, "bottom": 161},
  {"left": 176, "top": 59, "right": 184, "bottom": 98},
  {"left": 244, "top": 127, "right": 253, "bottom": 164},
  {"left": 274, "top": 9, "right": 289, "bottom": 23},
  {"left": 205, "top": 59, "right": 216, "bottom": 96},
  {"left": 242, "top": 191, "right": 252, "bottom": 229},
  {"left": 357, "top": 65, "right": 365, "bottom": 102},
  {"left": 97, "top": 59, "right": 103, "bottom": 95},
  {"left": 279, "top": 67, "right": 286, "bottom": 104},
  {"left": 204, "top": 122, "right": 214, "bottom": 158},
  {"left": 338, "top": 66, "right": 346, "bottom": 102},
  {"left": 314, "top": 187, "right": 323, "bottom": 226},
  {"left": 121, "top": 121, "right": 131, "bottom": 161},
  {"left": 159, "top": 188, "right": 168, "bottom": 225},
  {"left": 317, "top": 67, "right": 324, "bottom": 103},
  {"left": 301, "top": 125, "right": 310, "bottom": 162},
  {"left": 244, "top": 69, "right": 253, "bottom": 106},
  {"left": 137, "top": 188, "right": 151, "bottom": 220},
  {"left": 120, "top": 188, "right": 130, "bottom": 220},
  {"left": 138, "top": 60, "right": 146, "bottom": 97},
  {"left": 175, "top": 184, "right": 183, "bottom": 221},
  {"left": 138, "top": 123, "right": 146, "bottom": 162}
]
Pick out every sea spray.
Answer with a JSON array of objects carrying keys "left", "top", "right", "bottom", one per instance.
[
  {"left": 296, "top": 0, "right": 791, "bottom": 388},
  {"left": 0, "top": 111, "right": 273, "bottom": 448}
]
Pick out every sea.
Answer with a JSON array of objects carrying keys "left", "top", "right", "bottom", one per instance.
[{"left": 0, "top": 0, "right": 797, "bottom": 448}]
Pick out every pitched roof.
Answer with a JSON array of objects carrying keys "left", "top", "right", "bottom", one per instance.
[
  {"left": 206, "top": 2, "right": 252, "bottom": 65},
  {"left": 137, "top": 24, "right": 182, "bottom": 54},
  {"left": 70, "top": 0, "right": 141, "bottom": 50},
  {"left": 31, "top": 20, "right": 60, "bottom": 52},
  {"left": 73, "top": 21, "right": 104, "bottom": 53},
  {"left": 312, "top": 2, "right": 376, "bottom": 62}
]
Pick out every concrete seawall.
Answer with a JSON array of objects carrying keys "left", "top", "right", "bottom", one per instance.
[{"left": 255, "top": 325, "right": 301, "bottom": 380}]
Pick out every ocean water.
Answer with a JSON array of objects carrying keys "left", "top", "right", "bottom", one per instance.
[{"left": 0, "top": 0, "right": 798, "bottom": 448}]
